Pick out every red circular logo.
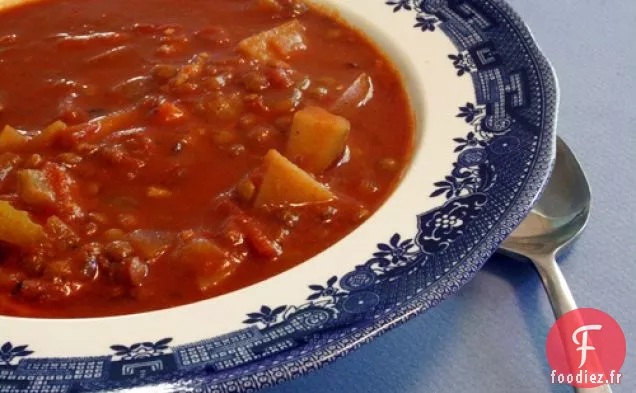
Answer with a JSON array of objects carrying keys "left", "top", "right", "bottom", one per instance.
[{"left": 546, "top": 308, "right": 626, "bottom": 388}]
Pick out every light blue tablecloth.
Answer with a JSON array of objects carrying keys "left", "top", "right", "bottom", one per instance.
[{"left": 264, "top": 1, "right": 636, "bottom": 392}]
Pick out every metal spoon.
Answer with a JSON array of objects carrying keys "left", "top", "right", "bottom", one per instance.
[{"left": 500, "top": 137, "right": 611, "bottom": 393}]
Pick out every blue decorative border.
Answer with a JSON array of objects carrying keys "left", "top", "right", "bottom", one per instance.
[{"left": 1, "top": 0, "right": 557, "bottom": 392}]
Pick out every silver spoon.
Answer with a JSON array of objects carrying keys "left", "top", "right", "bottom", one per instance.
[{"left": 500, "top": 137, "right": 611, "bottom": 393}]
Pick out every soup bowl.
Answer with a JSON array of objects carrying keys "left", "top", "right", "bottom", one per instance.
[{"left": 0, "top": 0, "right": 557, "bottom": 391}]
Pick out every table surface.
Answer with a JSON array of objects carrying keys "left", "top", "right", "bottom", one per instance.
[{"left": 264, "top": 1, "right": 636, "bottom": 392}]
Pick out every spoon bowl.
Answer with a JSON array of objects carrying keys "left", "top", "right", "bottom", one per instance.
[{"left": 502, "top": 137, "right": 592, "bottom": 256}]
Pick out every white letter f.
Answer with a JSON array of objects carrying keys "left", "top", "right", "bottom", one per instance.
[{"left": 572, "top": 324, "right": 602, "bottom": 369}]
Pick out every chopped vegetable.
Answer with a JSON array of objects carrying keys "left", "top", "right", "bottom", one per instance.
[
  {"left": 87, "top": 211, "right": 108, "bottom": 224},
  {"left": 84, "top": 222, "right": 99, "bottom": 236},
  {"left": 172, "top": 56, "right": 206, "bottom": 87},
  {"left": 236, "top": 177, "right": 256, "bottom": 202},
  {"left": 0, "top": 152, "right": 21, "bottom": 186},
  {"left": 111, "top": 76, "right": 152, "bottom": 101},
  {"left": 263, "top": 88, "right": 302, "bottom": 114},
  {"left": 103, "top": 228, "right": 127, "bottom": 242},
  {"left": 43, "top": 162, "right": 84, "bottom": 220},
  {"left": 0, "top": 125, "right": 30, "bottom": 152},
  {"left": 112, "top": 256, "right": 148, "bottom": 286},
  {"left": 125, "top": 257, "right": 149, "bottom": 286},
  {"left": 200, "top": 93, "right": 244, "bottom": 121},
  {"left": 45, "top": 216, "right": 80, "bottom": 251},
  {"left": 104, "top": 240, "right": 135, "bottom": 261},
  {"left": 43, "top": 259, "right": 75, "bottom": 280},
  {"left": 238, "top": 20, "right": 307, "bottom": 62},
  {"left": 57, "top": 152, "right": 83, "bottom": 165},
  {"left": 196, "top": 258, "right": 240, "bottom": 292},
  {"left": 89, "top": 107, "right": 141, "bottom": 140},
  {"left": 16, "top": 169, "right": 56, "bottom": 208},
  {"left": 268, "top": 21, "right": 307, "bottom": 57},
  {"left": 34, "top": 120, "right": 67, "bottom": 148},
  {"left": 286, "top": 106, "right": 350, "bottom": 173},
  {"left": 217, "top": 199, "right": 282, "bottom": 258},
  {"left": 330, "top": 73, "right": 374, "bottom": 114},
  {"left": 174, "top": 236, "right": 227, "bottom": 267},
  {"left": 147, "top": 186, "right": 172, "bottom": 198},
  {"left": 27, "top": 154, "right": 44, "bottom": 168},
  {"left": 0, "top": 200, "right": 45, "bottom": 248},
  {"left": 266, "top": 65, "right": 297, "bottom": 88},
  {"left": 153, "top": 101, "right": 185, "bottom": 124},
  {"left": 254, "top": 149, "right": 335, "bottom": 207},
  {"left": 236, "top": 216, "right": 281, "bottom": 258},
  {"left": 242, "top": 71, "right": 270, "bottom": 92},
  {"left": 128, "top": 229, "right": 174, "bottom": 259},
  {"left": 151, "top": 64, "right": 179, "bottom": 80}
]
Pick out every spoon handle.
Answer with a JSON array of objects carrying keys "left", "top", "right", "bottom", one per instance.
[
  {"left": 532, "top": 253, "right": 577, "bottom": 317},
  {"left": 530, "top": 253, "right": 613, "bottom": 393}
]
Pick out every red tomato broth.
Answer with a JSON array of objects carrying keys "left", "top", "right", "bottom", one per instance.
[{"left": 0, "top": 0, "right": 413, "bottom": 318}]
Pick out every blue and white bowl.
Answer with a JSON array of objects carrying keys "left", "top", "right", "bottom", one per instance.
[{"left": 0, "top": 0, "right": 557, "bottom": 392}]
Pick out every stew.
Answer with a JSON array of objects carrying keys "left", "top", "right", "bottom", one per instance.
[{"left": 0, "top": 0, "right": 413, "bottom": 318}]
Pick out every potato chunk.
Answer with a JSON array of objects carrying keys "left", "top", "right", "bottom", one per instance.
[
  {"left": 286, "top": 106, "right": 350, "bottom": 173},
  {"left": 35, "top": 120, "right": 67, "bottom": 148},
  {"left": 238, "top": 20, "right": 307, "bottom": 62},
  {"left": 254, "top": 149, "right": 335, "bottom": 207},
  {"left": 0, "top": 125, "right": 29, "bottom": 152},
  {"left": 0, "top": 200, "right": 45, "bottom": 248},
  {"left": 17, "top": 169, "right": 56, "bottom": 208},
  {"left": 128, "top": 229, "right": 174, "bottom": 260}
]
